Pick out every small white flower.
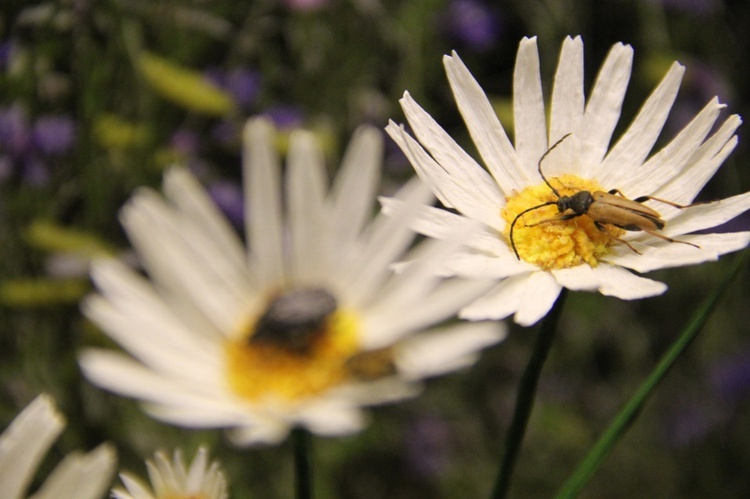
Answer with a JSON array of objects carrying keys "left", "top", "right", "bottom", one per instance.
[
  {"left": 386, "top": 36, "right": 750, "bottom": 326},
  {"left": 112, "top": 447, "right": 227, "bottom": 499},
  {"left": 79, "top": 118, "right": 505, "bottom": 445},
  {"left": 0, "top": 394, "right": 115, "bottom": 499}
]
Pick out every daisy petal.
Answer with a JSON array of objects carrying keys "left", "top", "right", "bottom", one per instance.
[
  {"left": 654, "top": 114, "right": 742, "bottom": 204},
  {"left": 226, "top": 423, "right": 290, "bottom": 446},
  {"left": 440, "top": 249, "right": 534, "bottom": 279},
  {"left": 329, "top": 126, "right": 382, "bottom": 248},
  {"left": 624, "top": 99, "right": 725, "bottom": 200},
  {"left": 513, "top": 37, "right": 547, "bottom": 173},
  {"left": 0, "top": 395, "right": 64, "bottom": 499},
  {"left": 287, "top": 129, "right": 329, "bottom": 283},
  {"left": 549, "top": 36, "right": 584, "bottom": 155},
  {"left": 31, "top": 444, "right": 116, "bottom": 499},
  {"left": 600, "top": 62, "right": 684, "bottom": 188},
  {"left": 379, "top": 196, "right": 505, "bottom": 255},
  {"left": 552, "top": 264, "right": 666, "bottom": 299},
  {"left": 394, "top": 101, "right": 505, "bottom": 228},
  {"left": 294, "top": 403, "right": 366, "bottom": 437},
  {"left": 665, "top": 191, "right": 750, "bottom": 236},
  {"left": 243, "top": 118, "right": 285, "bottom": 287},
  {"left": 611, "top": 232, "right": 750, "bottom": 273},
  {"left": 443, "top": 51, "right": 527, "bottom": 193},
  {"left": 578, "top": 43, "right": 633, "bottom": 176},
  {"left": 396, "top": 322, "right": 507, "bottom": 380},
  {"left": 460, "top": 271, "right": 562, "bottom": 326}
]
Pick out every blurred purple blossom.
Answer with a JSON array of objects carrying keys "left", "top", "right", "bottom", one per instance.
[
  {"left": 211, "top": 119, "right": 239, "bottom": 147},
  {"left": 31, "top": 115, "right": 76, "bottom": 155},
  {"left": 710, "top": 345, "right": 750, "bottom": 406},
  {"left": 205, "top": 67, "right": 261, "bottom": 110},
  {"left": 208, "top": 180, "right": 244, "bottom": 228},
  {"left": 664, "top": 346, "right": 750, "bottom": 447},
  {"left": 282, "top": 0, "right": 330, "bottom": 11},
  {"left": 442, "top": 0, "right": 501, "bottom": 52},
  {"left": 0, "top": 104, "right": 75, "bottom": 186},
  {"left": 404, "top": 417, "right": 454, "bottom": 478},
  {"left": 0, "top": 104, "right": 30, "bottom": 155},
  {"left": 225, "top": 69, "right": 261, "bottom": 108},
  {"left": 262, "top": 105, "right": 304, "bottom": 130},
  {"left": 656, "top": 0, "right": 719, "bottom": 15},
  {"left": 169, "top": 129, "right": 201, "bottom": 156},
  {"left": 663, "top": 399, "right": 728, "bottom": 447},
  {"left": 0, "top": 40, "right": 15, "bottom": 71}
]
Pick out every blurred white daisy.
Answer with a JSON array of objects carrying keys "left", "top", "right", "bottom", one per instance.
[
  {"left": 386, "top": 36, "right": 750, "bottom": 326},
  {"left": 0, "top": 394, "right": 115, "bottom": 499},
  {"left": 112, "top": 447, "right": 227, "bottom": 499},
  {"left": 79, "top": 117, "right": 505, "bottom": 445}
]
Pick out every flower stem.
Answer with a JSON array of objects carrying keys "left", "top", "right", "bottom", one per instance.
[
  {"left": 555, "top": 251, "right": 748, "bottom": 498},
  {"left": 293, "top": 427, "right": 313, "bottom": 499},
  {"left": 490, "top": 289, "right": 569, "bottom": 499}
]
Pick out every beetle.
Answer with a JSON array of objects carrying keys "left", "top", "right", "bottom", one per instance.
[
  {"left": 251, "top": 287, "right": 337, "bottom": 354},
  {"left": 509, "top": 133, "right": 700, "bottom": 259}
]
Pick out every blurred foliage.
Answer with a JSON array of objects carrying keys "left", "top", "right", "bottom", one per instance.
[{"left": 1, "top": 0, "right": 750, "bottom": 497}]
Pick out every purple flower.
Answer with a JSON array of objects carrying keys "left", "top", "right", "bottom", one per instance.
[
  {"left": 169, "top": 129, "right": 201, "bottom": 156},
  {"left": 443, "top": 0, "right": 501, "bottom": 52},
  {"left": 0, "top": 40, "right": 16, "bottom": 71},
  {"left": 404, "top": 417, "right": 453, "bottom": 477},
  {"left": 710, "top": 346, "right": 750, "bottom": 406},
  {"left": 225, "top": 69, "right": 261, "bottom": 108},
  {"left": 657, "top": 0, "right": 719, "bottom": 16},
  {"left": 211, "top": 119, "right": 239, "bottom": 147},
  {"left": 208, "top": 180, "right": 244, "bottom": 227},
  {"left": 22, "top": 156, "right": 51, "bottom": 186},
  {"left": 282, "top": 0, "right": 330, "bottom": 11},
  {"left": 0, "top": 104, "right": 30, "bottom": 155},
  {"left": 204, "top": 67, "right": 261, "bottom": 110},
  {"left": 262, "top": 105, "right": 303, "bottom": 130},
  {"left": 0, "top": 105, "right": 77, "bottom": 187},
  {"left": 31, "top": 115, "right": 76, "bottom": 155}
]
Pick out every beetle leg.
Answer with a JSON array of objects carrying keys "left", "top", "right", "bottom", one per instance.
[
  {"left": 525, "top": 211, "right": 580, "bottom": 227},
  {"left": 608, "top": 188, "right": 628, "bottom": 197},
  {"left": 631, "top": 194, "right": 699, "bottom": 209},
  {"left": 594, "top": 221, "right": 642, "bottom": 254},
  {"left": 640, "top": 228, "right": 701, "bottom": 249}
]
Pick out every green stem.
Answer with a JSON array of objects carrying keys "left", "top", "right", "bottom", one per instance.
[
  {"left": 556, "top": 252, "right": 748, "bottom": 499},
  {"left": 293, "top": 428, "right": 312, "bottom": 499},
  {"left": 491, "top": 289, "right": 569, "bottom": 499}
]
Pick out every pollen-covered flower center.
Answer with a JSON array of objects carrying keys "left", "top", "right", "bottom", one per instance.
[
  {"left": 225, "top": 287, "right": 395, "bottom": 402},
  {"left": 502, "top": 174, "right": 625, "bottom": 270}
]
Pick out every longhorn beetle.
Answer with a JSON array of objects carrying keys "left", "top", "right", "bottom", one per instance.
[{"left": 509, "top": 133, "right": 700, "bottom": 259}]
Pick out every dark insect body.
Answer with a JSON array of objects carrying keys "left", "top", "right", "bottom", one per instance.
[
  {"left": 509, "top": 134, "right": 700, "bottom": 259},
  {"left": 251, "top": 287, "right": 337, "bottom": 353}
]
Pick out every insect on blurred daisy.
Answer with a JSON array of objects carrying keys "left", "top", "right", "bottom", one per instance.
[
  {"left": 0, "top": 394, "right": 115, "bottom": 499},
  {"left": 386, "top": 36, "right": 750, "bottom": 326},
  {"left": 112, "top": 447, "right": 227, "bottom": 499},
  {"left": 79, "top": 117, "right": 505, "bottom": 445}
]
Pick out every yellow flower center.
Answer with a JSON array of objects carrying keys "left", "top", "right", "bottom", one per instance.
[
  {"left": 225, "top": 289, "right": 396, "bottom": 403},
  {"left": 502, "top": 174, "right": 625, "bottom": 270}
]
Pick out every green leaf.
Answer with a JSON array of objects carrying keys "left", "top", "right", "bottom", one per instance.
[
  {"left": 0, "top": 278, "right": 90, "bottom": 306},
  {"left": 25, "top": 220, "right": 116, "bottom": 258},
  {"left": 138, "top": 51, "right": 234, "bottom": 116}
]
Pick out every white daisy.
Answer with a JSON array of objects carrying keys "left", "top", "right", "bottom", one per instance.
[
  {"left": 0, "top": 394, "right": 116, "bottom": 499},
  {"left": 112, "top": 447, "right": 227, "bottom": 499},
  {"left": 386, "top": 36, "right": 750, "bottom": 326},
  {"left": 79, "top": 117, "right": 505, "bottom": 446}
]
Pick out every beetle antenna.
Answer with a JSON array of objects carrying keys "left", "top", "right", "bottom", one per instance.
[
  {"left": 537, "top": 133, "right": 572, "bottom": 197},
  {"left": 509, "top": 201, "right": 557, "bottom": 259}
]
